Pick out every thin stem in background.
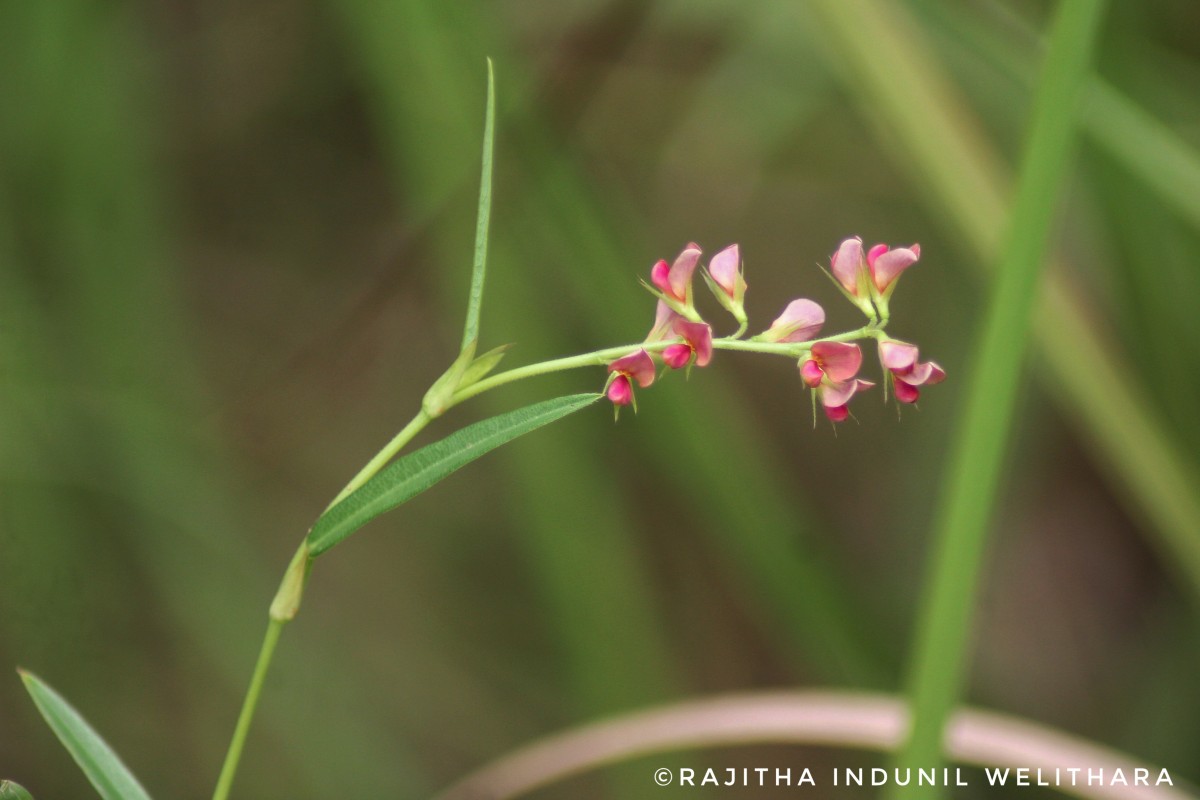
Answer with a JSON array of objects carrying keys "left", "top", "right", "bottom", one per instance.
[
  {"left": 882, "top": 0, "right": 1107, "bottom": 792},
  {"left": 435, "top": 691, "right": 1191, "bottom": 800}
]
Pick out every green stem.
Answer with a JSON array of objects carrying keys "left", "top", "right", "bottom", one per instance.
[
  {"left": 212, "top": 618, "right": 284, "bottom": 800},
  {"left": 450, "top": 325, "right": 878, "bottom": 406},
  {"left": 328, "top": 410, "right": 433, "bottom": 507}
]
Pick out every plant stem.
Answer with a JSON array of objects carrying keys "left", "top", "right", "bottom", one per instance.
[
  {"left": 450, "top": 325, "right": 877, "bottom": 406},
  {"left": 212, "top": 618, "right": 284, "bottom": 800},
  {"left": 328, "top": 410, "right": 433, "bottom": 507}
]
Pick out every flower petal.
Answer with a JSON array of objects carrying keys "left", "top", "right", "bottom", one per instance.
[
  {"left": 646, "top": 300, "right": 680, "bottom": 342},
  {"left": 650, "top": 258, "right": 672, "bottom": 295},
  {"left": 878, "top": 339, "right": 918, "bottom": 372},
  {"left": 893, "top": 378, "right": 920, "bottom": 404},
  {"left": 866, "top": 243, "right": 889, "bottom": 270},
  {"left": 870, "top": 243, "right": 920, "bottom": 293},
  {"left": 607, "top": 374, "right": 633, "bottom": 405},
  {"left": 673, "top": 319, "right": 713, "bottom": 367},
  {"left": 821, "top": 377, "right": 874, "bottom": 408},
  {"left": 800, "top": 359, "right": 824, "bottom": 388},
  {"left": 766, "top": 298, "right": 825, "bottom": 343},
  {"left": 662, "top": 344, "right": 692, "bottom": 370},
  {"left": 708, "top": 244, "right": 740, "bottom": 297},
  {"left": 812, "top": 341, "right": 862, "bottom": 382},
  {"left": 830, "top": 237, "right": 864, "bottom": 295},
  {"left": 609, "top": 348, "right": 656, "bottom": 388},
  {"left": 667, "top": 243, "right": 702, "bottom": 301}
]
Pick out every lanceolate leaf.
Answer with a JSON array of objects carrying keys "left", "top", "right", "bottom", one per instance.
[
  {"left": 307, "top": 393, "right": 601, "bottom": 556},
  {"left": 19, "top": 671, "right": 153, "bottom": 800}
]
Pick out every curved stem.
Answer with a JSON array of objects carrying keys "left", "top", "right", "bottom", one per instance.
[
  {"left": 212, "top": 618, "right": 284, "bottom": 800},
  {"left": 434, "top": 691, "right": 1191, "bottom": 800}
]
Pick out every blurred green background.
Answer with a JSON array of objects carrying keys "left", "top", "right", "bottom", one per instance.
[{"left": 3, "top": 1, "right": 1200, "bottom": 797}]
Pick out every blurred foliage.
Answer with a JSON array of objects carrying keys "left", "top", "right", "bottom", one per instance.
[{"left": 2, "top": 1, "right": 1199, "bottom": 798}]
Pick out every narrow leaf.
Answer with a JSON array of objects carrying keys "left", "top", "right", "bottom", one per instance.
[
  {"left": 462, "top": 58, "right": 495, "bottom": 352},
  {"left": 459, "top": 343, "right": 512, "bottom": 389},
  {"left": 307, "top": 393, "right": 601, "bottom": 556},
  {"left": 19, "top": 671, "right": 153, "bottom": 800},
  {"left": 0, "top": 781, "right": 35, "bottom": 800}
]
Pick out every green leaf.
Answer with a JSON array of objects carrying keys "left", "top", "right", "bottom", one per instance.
[
  {"left": 461, "top": 58, "right": 495, "bottom": 352},
  {"left": 0, "top": 781, "right": 35, "bottom": 800},
  {"left": 307, "top": 393, "right": 601, "bottom": 556},
  {"left": 19, "top": 671, "right": 153, "bottom": 800}
]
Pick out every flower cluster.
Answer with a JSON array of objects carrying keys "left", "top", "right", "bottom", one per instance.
[{"left": 602, "top": 236, "right": 944, "bottom": 423}]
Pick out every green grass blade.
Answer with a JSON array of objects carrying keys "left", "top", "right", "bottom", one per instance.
[
  {"left": 0, "top": 781, "right": 35, "bottom": 800},
  {"left": 807, "top": 0, "right": 1200, "bottom": 597},
  {"left": 307, "top": 393, "right": 601, "bottom": 556},
  {"left": 887, "top": 0, "right": 1107, "bottom": 794},
  {"left": 1084, "top": 82, "right": 1200, "bottom": 232},
  {"left": 462, "top": 58, "right": 496, "bottom": 352},
  {"left": 19, "top": 671, "right": 153, "bottom": 800}
]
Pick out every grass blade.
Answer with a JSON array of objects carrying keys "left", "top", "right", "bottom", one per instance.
[
  {"left": 807, "top": 0, "right": 1200, "bottom": 597},
  {"left": 0, "top": 781, "right": 35, "bottom": 800},
  {"left": 462, "top": 58, "right": 496, "bottom": 352},
  {"left": 307, "top": 393, "right": 601, "bottom": 556},
  {"left": 885, "top": 0, "right": 1107, "bottom": 793},
  {"left": 19, "top": 671, "right": 153, "bottom": 800}
]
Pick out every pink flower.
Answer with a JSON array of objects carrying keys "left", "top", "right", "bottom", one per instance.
[
  {"left": 878, "top": 339, "right": 945, "bottom": 404},
  {"left": 829, "top": 236, "right": 921, "bottom": 313},
  {"left": 661, "top": 319, "right": 713, "bottom": 370},
  {"left": 800, "top": 341, "right": 874, "bottom": 422},
  {"left": 866, "top": 243, "right": 921, "bottom": 296},
  {"left": 757, "top": 298, "right": 825, "bottom": 343},
  {"left": 606, "top": 349, "right": 656, "bottom": 407},
  {"left": 702, "top": 244, "right": 748, "bottom": 326},
  {"left": 706, "top": 244, "right": 743, "bottom": 299},
  {"left": 650, "top": 243, "right": 703, "bottom": 307}
]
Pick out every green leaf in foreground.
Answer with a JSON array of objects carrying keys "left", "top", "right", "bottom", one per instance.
[
  {"left": 461, "top": 57, "right": 496, "bottom": 352},
  {"left": 307, "top": 392, "right": 601, "bottom": 556},
  {"left": 0, "top": 781, "right": 35, "bottom": 800},
  {"left": 19, "top": 671, "right": 153, "bottom": 800}
]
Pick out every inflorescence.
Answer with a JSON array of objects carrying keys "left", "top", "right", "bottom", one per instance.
[{"left": 603, "top": 237, "right": 945, "bottom": 423}]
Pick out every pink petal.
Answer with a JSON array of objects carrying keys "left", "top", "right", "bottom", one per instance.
[
  {"left": 811, "top": 341, "right": 862, "bottom": 383},
  {"left": 893, "top": 378, "right": 920, "bottom": 404},
  {"left": 768, "top": 299, "right": 825, "bottom": 342},
  {"left": 650, "top": 259, "right": 671, "bottom": 295},
  {"left": 878, "top": 339, "right": 918, "bottom": 372},
  {"left": 667, "top": 243, "right": 703, "bottom": 302},
  {"left": 899, "top": 358, "right": 945, "bottom": 387},
  {"left": 866, "top": 243, "right": 889, "bottom": 270},
  {"left": 608, "top": 348, "right": 656, "bottom": 388},
  {"left": 607, "top": 374, "right": 632, "bottom": 405},
  {"left": 673, "top": 319, "right": 713, "bottom": 367},
  {"left": 646, "top": 300, "right": 680, "bottom": 342},
  {"left": 821, "top": 377, "right": 874, "bottom": 409},
  {"left": 824, "top": 404, "right": 850, "bottom": 423},
  {"left": 800, "top": 359, "right": 824, "bottom": 388},
  {"left": 708, "top": 244, "right": 740, "bottom": 297},
  {"left": 830, "top": 237, "right": 864, "bottom": 295},
  {"left": 870, "top": 243, "right": 920, "bottom": 293},
  {"left": 662, "top": 344, "right": 692, "bottom": 370}
]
